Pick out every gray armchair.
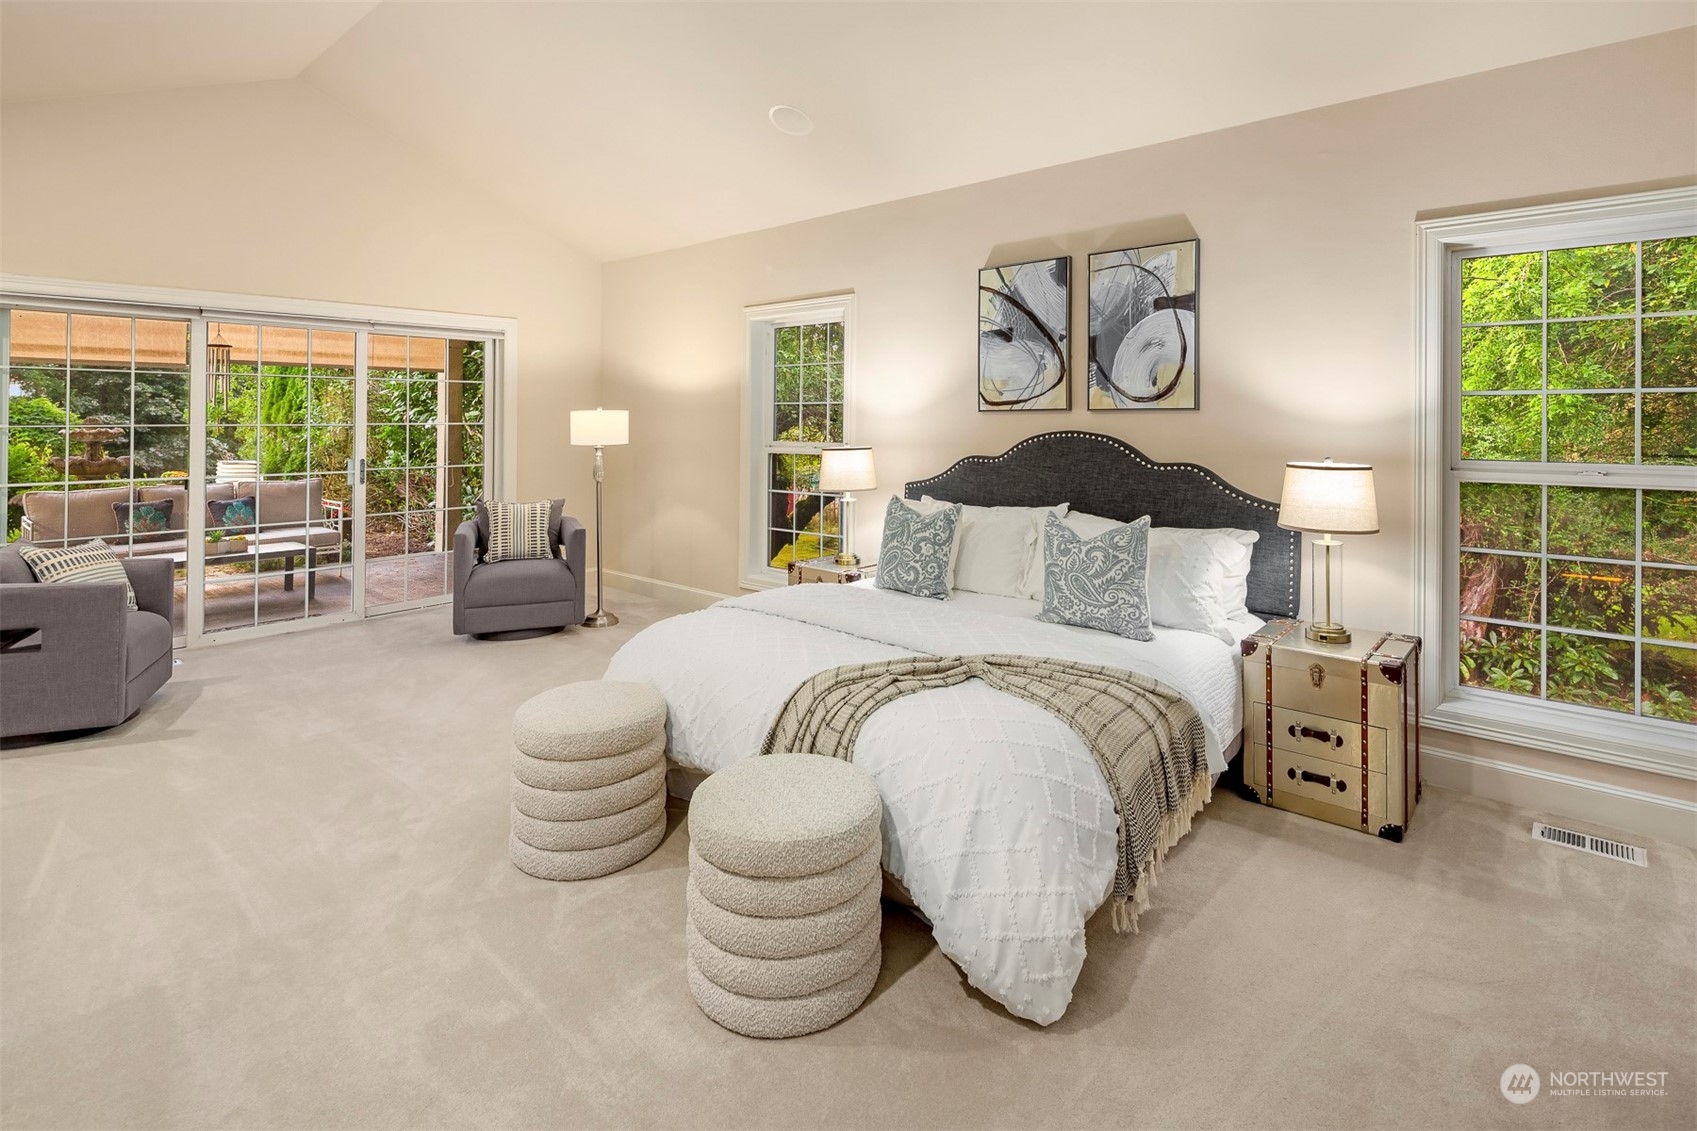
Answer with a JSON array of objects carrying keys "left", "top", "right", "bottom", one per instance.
[
  {"left": 453, "top": 511, "right": 586, "bottom": 638},
  {"left": 1, "top": 544, "right": 175, "bottom": 739}
]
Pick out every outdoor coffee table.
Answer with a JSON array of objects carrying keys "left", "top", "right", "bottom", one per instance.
[{"left": 169, "top": 541, "right": 319, "bottom": 598}]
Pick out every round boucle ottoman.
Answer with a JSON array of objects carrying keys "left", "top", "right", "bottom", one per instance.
[
  {"left": 687, "top": 912, "right": 881, "bottom": 999},
  {"left": 684, "top": 753, "right": 883, "bottom": 1037},
  {"left": 687, "top": 838, "right": 881, "bottom": 918},
  {"left": 687, "top": 753, "right": 881, "bottom": 878},
  {"left": 512, "top": 681, "right": 667, "bottom": 761},
  {"left": 686, "top": 950, "right": 881, "bottom": 1040},
  {"left": 508, "top": 680, "right": 669, "bottom": 881}
]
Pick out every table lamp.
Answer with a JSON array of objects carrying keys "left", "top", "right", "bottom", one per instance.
[
  {"left": 819, "top": 446, "right": 876, "bottom": 567},
  {"left": 569, "top": 408, "right": 629, "bottom": 628},
  {"left": 1277, "top": 459, "right": 1379, "bottom": 645}
]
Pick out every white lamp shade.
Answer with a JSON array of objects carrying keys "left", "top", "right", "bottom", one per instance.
[
  {"left": 570, "top": 408, "right": 629, "bottom": 447},
  {"left": 1278, "top": 460, "right": 1379, "bottom": 534},
  {"left": 819, "top": 446, "right": 876, "bottom": 492}
]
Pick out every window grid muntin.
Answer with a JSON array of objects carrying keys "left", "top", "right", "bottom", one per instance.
[
  {"left": 1454, "top": 233, "right": 1696, "bottom": 726},
  {"left": 760, "top": 316, "right": 847, "bottom": 572}
]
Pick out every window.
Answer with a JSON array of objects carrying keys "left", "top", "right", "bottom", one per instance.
[
  {"left": 1419, "top": 190, "right": 1697, "bottom": 777},
  {"left": 742, "top": 295, "right": 853, "bottom": 588}
]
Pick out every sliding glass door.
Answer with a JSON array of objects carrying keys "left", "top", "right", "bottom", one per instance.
[{"left": 4, "top": 302, "right": 497, "bottom": 644}]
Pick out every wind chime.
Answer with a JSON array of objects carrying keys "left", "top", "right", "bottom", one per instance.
[{"left": 206, "top": 322, "right": 233, "bottom": 408}]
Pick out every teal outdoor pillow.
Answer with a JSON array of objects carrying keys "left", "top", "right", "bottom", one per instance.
[
  {"left": 874, "top": 497, "right": 961, "bottom": 600},
  {"left": 111, "top": 499, "right": 174, "bottom": 541},
  {"left": 207, "top": 495, "right": 257, "bottom": 534},
  {"left": 1037, "top": 512, "right": 1155, "bottom": 640}
]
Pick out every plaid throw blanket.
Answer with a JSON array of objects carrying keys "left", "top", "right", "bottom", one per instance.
[{"left": 762, "top": 654, "right": 1211, "bottom": 934}]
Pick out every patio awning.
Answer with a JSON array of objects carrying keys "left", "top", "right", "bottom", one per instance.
[{"left": 6, "top": 310, "right": 449, "bottom": 372}]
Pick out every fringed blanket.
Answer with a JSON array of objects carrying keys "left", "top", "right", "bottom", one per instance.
[{"left": 762, "top": 653, "right": 1211, "bottom": 934}]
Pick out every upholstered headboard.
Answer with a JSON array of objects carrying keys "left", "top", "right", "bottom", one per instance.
[{"left": 903, "top": 431, "right": 1300, "bottom": 619}]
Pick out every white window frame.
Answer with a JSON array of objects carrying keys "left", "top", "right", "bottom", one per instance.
[
  {"left": 740, "top": 294, "right": 856, "bottom": 590},
  {"left": 1415, "top": 188, "right": 1697, "bottom": 780}
]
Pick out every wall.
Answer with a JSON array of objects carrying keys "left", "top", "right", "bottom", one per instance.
[
  {"left": 600, "top": 30, "right": 1697, "bottom": 811},
  {"left": 0, "top": 79, "right": 601, "bottom": 514}
]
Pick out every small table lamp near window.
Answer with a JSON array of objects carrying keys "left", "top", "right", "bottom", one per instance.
[
  {"left": 569, "top": 408, "right": 629, "bottom": 628},
  {"left": 1278, "top": 459, "right": 1379, "bottom": 645},
  {"left": 819, "top": 445, "right": 876, "bottom": 567}
]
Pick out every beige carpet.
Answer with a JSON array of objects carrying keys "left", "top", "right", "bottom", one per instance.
[{"left": 3, "top": 589, "right": 1693, "bottom": 1130}]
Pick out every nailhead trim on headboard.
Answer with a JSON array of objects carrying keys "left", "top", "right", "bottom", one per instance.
[{"left": 904, "top": 430, "right": 1300, "bottom": 619}]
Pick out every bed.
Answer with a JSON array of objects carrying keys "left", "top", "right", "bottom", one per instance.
[{"left": 605, "top": 431, "right": 1299, "bottom": 1025}]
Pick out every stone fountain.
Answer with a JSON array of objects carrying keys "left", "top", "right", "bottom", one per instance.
[{"left": 49, "top": 417, "right": 131, "bottom": 480}]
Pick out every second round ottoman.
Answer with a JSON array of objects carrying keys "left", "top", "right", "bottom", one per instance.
[
  {"left": 509, "top": 680, "right": 669, "bottom": 881},
  {"left": 685, "top": 753, "right": 883, "bottom": 1038}
]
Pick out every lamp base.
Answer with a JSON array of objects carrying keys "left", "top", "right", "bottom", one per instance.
[
  {"left": 1305, "top": 621, "right": 1352, "bottom": 645},
  {"left": 582, "top": 611, "right": 620, "bottom": 629},
  {"left": 833, "top": 551, "right": 861, "bottom": 567}
]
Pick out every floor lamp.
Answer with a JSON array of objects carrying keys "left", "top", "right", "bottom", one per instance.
[{"left": 570, "top": 408, "right": 629, "bottom": 628}]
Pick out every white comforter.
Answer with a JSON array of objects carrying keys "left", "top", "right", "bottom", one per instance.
[{"left": 605, "top": 582, "right": 1250, "bottom": 1025}]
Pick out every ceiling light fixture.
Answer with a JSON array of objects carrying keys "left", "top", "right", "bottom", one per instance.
[{"left": 768, "top": 105, "right": 813, "bottom": 136}]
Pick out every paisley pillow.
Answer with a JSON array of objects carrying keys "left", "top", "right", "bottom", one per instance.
[
  {"left": 207, "top": 495, "right": 257, "bottom": 534},
  {"left": 111, "top": 499, "right": 174, "bottom": 541},
  {"left": 1037, "top": 512, "right": 1155, "bottom": 640},
  {"left": 874, "top": 496, "right": 961, "bottom": 600}
]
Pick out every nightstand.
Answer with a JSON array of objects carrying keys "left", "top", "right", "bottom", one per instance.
[
  {"left": 787, "top": 556, "right": 876, "bottom": 585},
  {"left": 1240, "top": 619, "right": 1422, "bottom": 841}
]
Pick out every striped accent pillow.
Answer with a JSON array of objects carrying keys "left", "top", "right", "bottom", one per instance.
[
  {"left": 18, "top": 540, "right": 138, "bottom": 610},
  {"left": 486, "top": 501, "right": 555, "bottom": 563}
]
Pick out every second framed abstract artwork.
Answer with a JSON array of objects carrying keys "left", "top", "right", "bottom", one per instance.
[
  {"left": 978, "top": 256, "right": 1071, "bottom": 411},
  {"left": 1086, "top": 239, "right": 1200, "bottom": 410}
]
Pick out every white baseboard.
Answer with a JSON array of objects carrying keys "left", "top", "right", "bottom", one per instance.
[
  {"left": 1423, "top": 746, "right": 1697, "bottom": 850},
  {"left": 600, "top": 569, "right": 730, "bottom": 612}
]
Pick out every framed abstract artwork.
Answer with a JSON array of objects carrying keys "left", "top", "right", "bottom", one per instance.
[
  {"left": 1087, "top": 239, "right": 1199, "bottom": 410},
  {"left": 978, "top": 256, "right": 1071, "bottom": 411}
]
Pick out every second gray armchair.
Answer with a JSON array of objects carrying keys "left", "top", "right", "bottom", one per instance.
[{"left": 452, "top": 509, "right": 586, "bottom": 638}]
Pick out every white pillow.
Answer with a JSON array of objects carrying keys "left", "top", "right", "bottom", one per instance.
[
  {"left": 922, "top": 497, "right": 1067, "bottom": 599},
  {"left": 1062, "top": 512, "right": 1259, "bottom": 643}
]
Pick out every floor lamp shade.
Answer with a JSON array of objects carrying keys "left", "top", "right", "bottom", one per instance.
[
  {"left": 819, "top": 446, "right": 875, "bottom": 567},
  {"left": 570, "top": 408, "right": 629, "bottom": 628},
  {"left": 1277, "top": 459, "right": 1377, "bottom": 645},
  {"left": 570, "top": 409, "right": 629, "bottom": 448}
]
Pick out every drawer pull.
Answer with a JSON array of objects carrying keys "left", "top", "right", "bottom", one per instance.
[
  {"left": 1288, "top": 766, "right": 1348, "bottom": 793},
  {"left": 1288, "top": 722, "right": 1345, "bottom": 749}
]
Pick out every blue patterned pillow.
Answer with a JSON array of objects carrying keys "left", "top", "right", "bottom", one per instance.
[
  {"left": 207, "top": 496, "right": 257, "bottom": 534},
  {"left": 874, "top": 497, "right": 961, "bottom": 600},
  {"left": 1037, "top": 512, "right": 1155, "bottom": 640}
]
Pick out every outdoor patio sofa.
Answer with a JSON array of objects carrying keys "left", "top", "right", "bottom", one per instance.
[
  {"left": 0, "top": 542, "right": 174, "bottom": 738},
  {"left": 15, "top": 479, "right": 344, "bottom": 559}
]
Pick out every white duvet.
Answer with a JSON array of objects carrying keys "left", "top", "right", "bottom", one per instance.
[{"left": 604, "top": 582, "right": 1253, "bottom": 1025}]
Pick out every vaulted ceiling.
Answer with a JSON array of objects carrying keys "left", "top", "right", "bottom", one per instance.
[{"left": 4, "top": 2, "right": 1692, "bottom": 260}]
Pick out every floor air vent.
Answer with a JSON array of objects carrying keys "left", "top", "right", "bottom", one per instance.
[{"left": 1531, "top": 822, "right": 1647, "bottom": 867}]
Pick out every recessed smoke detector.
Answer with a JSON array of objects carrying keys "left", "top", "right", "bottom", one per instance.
[{"left": 768, "top": 105, "right": 813, "bottom": 136}]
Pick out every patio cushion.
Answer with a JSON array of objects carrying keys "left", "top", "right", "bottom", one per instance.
[
  {"left": 511, "top": 680, "right": 667, "bottom": 761},
  {"left": 138, "top": 483, "right": 236, "bottom": 530},
  {"left": 687, "top": 911, "right": 881, "bottom": 1000},
  {"left": 507, "top": 815, "right": 666, "bottom": 881},
  {"left": 20, "top": 486, "right": 129, "bottom": 541},
  {"left": 688, "top": 838, "right": 882, "bottom": 919},
  {"left": 463, "top": 556, "right": 573, "bottom": 609},
  {"left": 686, "top": 876, "right": 880, "bottom": 960},
  {"left": 511, "top": 760, "right": 666, "bottom": 822},
  {"left": 510, "top": 790, "right": 667, "bottom": 852},
  {"left": 511, "top": 736, "right": 665, "bottom": 791},
  {"left": 686, "top": 947, "right": 879, "bottom": 1039},
  {"left": 234, "top": 479, "right": 323, "bottom": 528}
]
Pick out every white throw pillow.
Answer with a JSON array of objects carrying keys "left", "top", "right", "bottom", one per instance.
[
  {"left": 1061, "top": 512, "right": 1259, "bottom": 643},
  {"left": 922, "top": 497, "right": 1067, "bottom": 599}
]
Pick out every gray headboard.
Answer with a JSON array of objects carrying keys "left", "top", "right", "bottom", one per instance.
[{"left": 904, "top": 431, "right": 1300, "bottom": 620}]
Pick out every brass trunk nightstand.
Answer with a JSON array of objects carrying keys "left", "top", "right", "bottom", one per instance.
[
  {"left": 787, "top": 556, "right": 876, "bottom": 586},
  {"left": 1240, "top": 619, "right": 1422, "bottom": 841}
]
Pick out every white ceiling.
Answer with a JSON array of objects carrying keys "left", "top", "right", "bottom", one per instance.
[
  {"left": 4, "top": 2, "right": 1693, "bottom": 260},
  {"left": 0, "top": 1, "right": 380, "bottom": 103}
]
